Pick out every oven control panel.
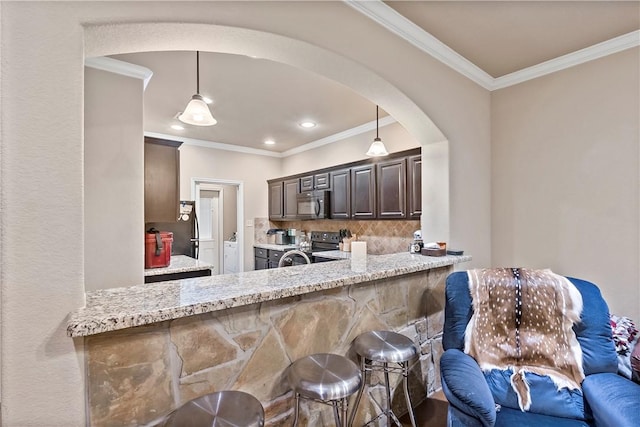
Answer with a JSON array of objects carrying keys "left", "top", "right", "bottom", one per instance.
[{"left": 310, "top": 231, "right": 341, "bottom": 244}]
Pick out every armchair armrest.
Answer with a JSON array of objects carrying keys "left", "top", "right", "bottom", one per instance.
[
  {"left": 582, "top": 372, "right": 640, "bottom": 427},
  {"left": 440, "top": 349, "right": 496, "bottom": 427},
  {"left": 631, "top": 341, "right": 640, "bottom": 382}
]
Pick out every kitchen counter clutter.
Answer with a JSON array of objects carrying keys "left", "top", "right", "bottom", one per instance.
[
  {"left": 143, "top": 255, "right": 213, "bottom": 283},
  {"left": 67, "top": 252, "right": 470, "bottom": 338}
]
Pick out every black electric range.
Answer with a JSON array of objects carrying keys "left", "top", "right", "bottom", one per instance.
[{"left": 308, "top": 231, "right": 341, "bottom": 263}]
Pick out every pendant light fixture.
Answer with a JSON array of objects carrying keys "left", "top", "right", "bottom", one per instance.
[
  {"left": 179, "top": 51, "right": 217, "bottom": 126},
  {"left": 366, "top": 105, "right": 389, "bottom": 157}
]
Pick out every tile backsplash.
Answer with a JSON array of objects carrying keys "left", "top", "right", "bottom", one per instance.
[{"left": 254, "top": 218, "right": 420, "bottom": 255}]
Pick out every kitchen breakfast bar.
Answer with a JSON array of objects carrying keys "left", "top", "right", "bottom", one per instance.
[{"left": 68, "top": 252, "right": 470, "bottom": 426}]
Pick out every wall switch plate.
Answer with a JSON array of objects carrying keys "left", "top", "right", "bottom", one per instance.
[{"left": 246, "top": 219, "right": 253, "bottom": 227}]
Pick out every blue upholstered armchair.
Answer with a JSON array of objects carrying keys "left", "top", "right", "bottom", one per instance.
[{"left": 440, "top": 271, "right": 640, "bottom": 427}]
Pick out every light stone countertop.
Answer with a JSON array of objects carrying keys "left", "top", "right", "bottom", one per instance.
[
  {"left": 253, "top": 243, "right": 298, "bottom": 251},
  {"left": 67, "top": 252, "right": 471, "bottom": 338},
  {"left": 312, "top": 250, "right": 351, "bottom": 260},
  {"left": 144, "top": 255, "right": 213, "bottom": 277}
]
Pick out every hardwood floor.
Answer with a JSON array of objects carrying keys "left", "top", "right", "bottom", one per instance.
[{"left": 400, "top": 391, "right": 448, "bottom": 427}]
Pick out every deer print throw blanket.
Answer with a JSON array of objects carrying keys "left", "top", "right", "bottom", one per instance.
[{"left": 465, "top": 268, "right": 585, "bottom": 412}]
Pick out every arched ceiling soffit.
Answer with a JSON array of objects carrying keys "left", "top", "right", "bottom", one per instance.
[{"left": 84, "top": 22, "right": 447, "bottom": 145}]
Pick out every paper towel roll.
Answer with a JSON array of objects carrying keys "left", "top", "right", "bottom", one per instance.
[{"left": 351, "top": 241, "right": 367, "bottom": 272}]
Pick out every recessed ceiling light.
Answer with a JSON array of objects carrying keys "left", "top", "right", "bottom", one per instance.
[
  {"left": 171, "top": 124, "right": 185, "bottom": 130},
  {"left": 299, "top": 121, "right": 316, "bottom": 128},
  {"left": 264, "top": 139, "right": 276, "bottom": 145}
]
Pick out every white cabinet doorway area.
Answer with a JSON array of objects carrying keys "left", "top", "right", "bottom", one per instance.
[{"left": 192, "top": 178, "right": 244, "bottom": 275}]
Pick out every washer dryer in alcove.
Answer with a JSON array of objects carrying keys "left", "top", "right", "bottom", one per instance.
[{"left": 223, "top": 241, "right": 239, "bottom": 274}]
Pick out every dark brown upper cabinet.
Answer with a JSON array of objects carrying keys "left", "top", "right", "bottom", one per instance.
[
  {"left": 269, "top": 147, "right": 421, "bottom": 221},
  {"left": 144, "top": 137, "right": 182, "bottom": 223},
  {"left": 269, "top": 178, "right": 299, "bottom": 220},
  {"left": 268, "top": 181, "right": 284, "bottom": 220},
  {"left": 329, "top": 169, "right": 351, "bottom": 219},
  {"left": 283, "top": 178, "right": 299, "bottom": 219},
  {"left": 377, "top": 158, "right": 407, "bottom": 219},
  {"left": 300, "top": 172, "right": 330, "bottom": 192},
  {"left": 408, "top": 154, "right": 422, "bottom": 219},
  {"left": 351, "top": 164, "right": 376, "bottom": 219}
]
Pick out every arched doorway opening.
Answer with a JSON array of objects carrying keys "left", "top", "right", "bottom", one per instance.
[{"left": 83, "top": 22, "right": 450, "bottom": 277}]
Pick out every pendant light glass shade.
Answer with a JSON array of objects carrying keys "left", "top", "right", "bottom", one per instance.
[
  {"left": 179, "top": 94, "right": 217, "bottom": 126},
  {"left": 366, "top": 105, "right": 389, "bottom": 157},
  {"left": 179, "top": 51, "right": 217, "bottom": 126},
  {"left": 366, "top": 137, "right": 389, "bottom": 156}
]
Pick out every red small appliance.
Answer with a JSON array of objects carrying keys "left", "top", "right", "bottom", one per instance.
[{"left": 145, "top": 229, "right": 173, "bottom": 269}]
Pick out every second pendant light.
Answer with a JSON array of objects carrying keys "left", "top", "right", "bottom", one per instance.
[{"left": 366, "top": 105, "right": 389, "bottom": 157}]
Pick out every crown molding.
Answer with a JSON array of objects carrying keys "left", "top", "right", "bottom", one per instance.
[
  {"left": 145, "top": 116, "right": 397, "bottom": 158},
  {"left": 281, "top": 115, "right": 397, "bottom": 157},
  {"left": 492, "top": 30, "right": 640, "bottom": 90},
  {"left": 85, "top": 56, "right": 154, "bottom": 90},
  {"left": 346, "top": 1, "right": 640, "bottom": 91},
  {"left": 144, "top": 131, "right": 283, "bottom": 158},
  {"left": 344, "top": 0, "right": 495, "bottom": 90}
]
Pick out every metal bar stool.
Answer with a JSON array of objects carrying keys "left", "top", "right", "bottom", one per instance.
[
  {"left": 160, "top": 390, "right": 264, "bottom": 426},
  {"left": 348, "top": 330, "right": 419, "bottom": 427},
  {"left": 287, "top": 353, "right": 362, "bottom": 427}
]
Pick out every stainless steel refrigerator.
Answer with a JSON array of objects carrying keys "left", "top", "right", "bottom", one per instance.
[{"left": 146, "top": 201, "right": 199, "bottom": 259}]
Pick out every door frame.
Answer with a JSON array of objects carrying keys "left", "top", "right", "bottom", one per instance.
[
  {"left": 191, "top": 177, "right": 244, "bottom": 273},
  {"left": 196, "top": 185, "right": 224, "bottom": 274}
]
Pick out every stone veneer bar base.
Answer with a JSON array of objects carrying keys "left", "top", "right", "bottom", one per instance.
[{"left": 84, "top": 266, "right": 452, "bottom": 427}]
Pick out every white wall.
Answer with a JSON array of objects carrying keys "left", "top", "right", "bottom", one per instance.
[
  {"left": 1, "top": 3, "right": 86, "bottom": 425},
  {"left": 422, "top": 141, "right": 450, "bottom": 244},
  {"left": 84, "top": 68, "right": 144, "bottom": 291},
  {"left": 0, "top": 2, "right": 490, "bottom": 424},
  {"left": 179, "top": 144, "right": 282, "bottom": 271},
  {"left": 491, "top": 48, "right": 640, "bottom": 321},
  {"left": 0, "top": 0, "right": 3, "bottom": 406}
]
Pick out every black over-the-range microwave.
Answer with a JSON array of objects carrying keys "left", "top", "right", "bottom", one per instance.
[{"left": 296, "top": 190, "right": 331, "bottom": 220}]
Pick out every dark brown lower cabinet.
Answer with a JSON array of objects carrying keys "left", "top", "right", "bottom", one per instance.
[
  {"left": 255, "top": 257, "right": 269, "bottom": 270},
  {"left": 254, "top": 247, "right": 269, "bottom": 270},
  {"left": 254, "top": 247, "right": 285, "bottom": 270},
  {"left": 268, "top": 250, "right": 284, "bottom": 268}
]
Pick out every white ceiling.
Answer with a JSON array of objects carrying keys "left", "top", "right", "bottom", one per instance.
[
  {"left": 103, "top": 1, "right": 639, "bottom": 155},
  {"left": 386, "top": 1, "right": 640, "bottom": 78},
  {"left": 111, "top": 50, "right": 384, "bottom": 155}
]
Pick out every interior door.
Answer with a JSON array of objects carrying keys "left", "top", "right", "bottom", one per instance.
[{"left": 197, "top": 188, "right": 221, "bottom": 274}]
